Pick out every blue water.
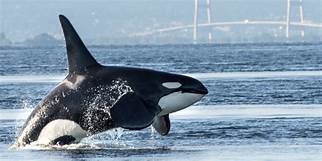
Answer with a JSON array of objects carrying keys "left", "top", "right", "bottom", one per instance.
[{"left": 1, "top": 43, "right": 322, "bottom": 161}]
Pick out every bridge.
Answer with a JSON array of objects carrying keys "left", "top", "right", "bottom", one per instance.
[{"left": 132, "top": 0, "right": 322, "bottom": 43}]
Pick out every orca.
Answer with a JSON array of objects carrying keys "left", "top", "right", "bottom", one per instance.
[{"left": 14, "top": 15, "right": 208, "bottom": 147}]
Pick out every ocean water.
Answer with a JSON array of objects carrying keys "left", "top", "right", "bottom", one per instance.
[{"left": 1, "top": 43, "right": 322, "bottom": 161}]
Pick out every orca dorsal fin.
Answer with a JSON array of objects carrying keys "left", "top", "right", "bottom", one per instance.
[{"left": 59, "top": 15, "right": 100, "bottom": 74}]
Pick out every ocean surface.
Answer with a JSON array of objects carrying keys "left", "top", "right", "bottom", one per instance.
[{"left": 1, "top": 43, "right": 322, "bottom": 161}]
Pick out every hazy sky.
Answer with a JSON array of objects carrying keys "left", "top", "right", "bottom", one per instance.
[{"left": 1, "top": 0, "right": 322, "bottom": 42}]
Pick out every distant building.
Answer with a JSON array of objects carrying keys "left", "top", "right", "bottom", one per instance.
[
  {"left": 0, "top": 33, "right": 12, "bottom": 46},
  {"left": 23, "top": 33, "right": 62, "bottom": 47}
]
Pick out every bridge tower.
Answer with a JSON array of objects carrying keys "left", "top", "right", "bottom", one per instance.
[
  {"left": 193, "top": 0, "right": 213, "bottom": 43},
  {"left": 0, "top": 0, "right": 3, "bottom": 34},
  {"left": 286, "top": 0, "right": 305, "bottom": 38}
]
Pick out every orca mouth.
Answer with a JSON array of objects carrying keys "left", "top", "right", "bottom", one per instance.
[{"left": 181, "top": 86, "right": 208, "bottom": 95}]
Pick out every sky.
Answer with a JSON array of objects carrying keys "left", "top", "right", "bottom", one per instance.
[{"left": 1, "top": 0, "right": 322, "bottom": 44}]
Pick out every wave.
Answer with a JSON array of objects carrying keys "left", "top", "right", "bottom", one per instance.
[
  {"left": 173, "top": 104, "right": 322, "bottom": 119},
  {"left": 0, "top": 75, "right": 65, "bottom": 83},
  {"left": 0, "top": 108, "right": 33, "bottom": 120},
  {"left": 10, "top": 141, "right": 171, "bottom": 152},
  {"left": 2, "top": 104, "right": 322, "bottom": 120},
  {"left": 185, "top": 71, "right": 322, "bottom": 80},
  {"left": 0, "top": 71, "right": 321, "bottom": 83}
]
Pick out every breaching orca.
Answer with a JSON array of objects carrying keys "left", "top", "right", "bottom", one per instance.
[{"left": 14, "top": 15, "right": 208, "bottom": 147}]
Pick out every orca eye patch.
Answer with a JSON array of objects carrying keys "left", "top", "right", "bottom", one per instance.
[{"left": 162, "top": 82, "right": 182, "bottom": 89}]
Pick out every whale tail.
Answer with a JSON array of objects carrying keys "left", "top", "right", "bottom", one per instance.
[{"left": 59, "top": 15, "right": 101, "bottom": 74}]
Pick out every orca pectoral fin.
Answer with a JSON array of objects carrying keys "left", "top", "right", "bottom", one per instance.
[
  {"left": 152, "top": 114, "right": 171, "bottom": 136},
  {"left": 111, "top": 92, "right": 155, "bottom": 130}
]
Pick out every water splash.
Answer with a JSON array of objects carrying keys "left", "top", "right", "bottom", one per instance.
[
  {"left": 10, "top": 142, "right": 102, "bottom": 150},
  {"left": 150, "top": 126, "right": 156, "bottom": 138},
  {"left": 106, "top": 128, "right": 125, "bottom": 141},
  {"left": 21, "top": 99, "right": 33, "bottom": 110},
  {"left": 11, "top": 79, "right": 134, "bottom": 150},
  {"left": 13, "top": 99, "right": 34, "bottom": 141},
  {"left": 83, "top": 79, "right": 133, "bottom": 133},
  {"left": 78, "top": 128, "right": 127, "bottom": 149}
]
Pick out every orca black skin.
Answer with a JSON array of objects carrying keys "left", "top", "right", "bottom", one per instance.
[{"left": 14, "top": 15, "right": 208, "bottom": 147}]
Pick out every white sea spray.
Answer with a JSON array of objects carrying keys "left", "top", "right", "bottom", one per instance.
[
  {"left": 83, "top": 79, "right": 133, "bottom": 133},
  {"left": 11, "top": 99, "right": 34, "bottom": 149}
]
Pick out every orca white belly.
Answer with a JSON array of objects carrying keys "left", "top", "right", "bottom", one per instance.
[{"left": 33, "top": 119, "right": 89, "bottom": 145}]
